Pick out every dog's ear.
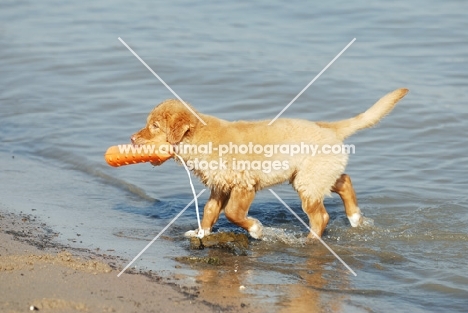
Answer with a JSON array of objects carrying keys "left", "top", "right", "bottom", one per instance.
[{"left": 165, "top": 111, "right": 191, "bottom": 144}]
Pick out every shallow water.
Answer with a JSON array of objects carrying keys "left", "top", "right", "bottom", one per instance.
[{"left": 1, "top": 0, "right": 467, "bottom": 312}]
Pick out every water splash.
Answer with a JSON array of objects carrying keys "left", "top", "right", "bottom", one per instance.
[
  {"left": 361, "top": 216, "right": 375, "bottom": 227},
  {"left": 261, "top": 227, "right": 307, "bottom": 246}
]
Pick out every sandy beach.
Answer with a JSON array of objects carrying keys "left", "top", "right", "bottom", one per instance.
[{"left": 0, "top": 210, "right": 259, "bottom": 313}]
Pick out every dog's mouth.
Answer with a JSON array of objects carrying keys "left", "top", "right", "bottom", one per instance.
[
  {"left": 131, "top": 137, "right": 156, "bottom": 147},
  {"left": 130, "top": 136, "right": 143, "bottom": 146},
  {"left": 130, "top": 138, "right": 175, "bottom": 166}
]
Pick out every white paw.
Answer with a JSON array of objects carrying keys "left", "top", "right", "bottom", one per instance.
[
  {"left": 184, "top": 229, "right": 210, "bottom": 238},
  {"left": 248, "top": 220, "right": 263, "bottom": 239},
  {"left": 348, "top": 211, "right": 363, "bottom": 227},
  {"left": 184, "top": 230, "right": 198, "bottom": 238}
]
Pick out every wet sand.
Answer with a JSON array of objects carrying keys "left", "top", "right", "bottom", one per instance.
[{"left": 0, "top": 211, "right": 260, "bottom": 313}]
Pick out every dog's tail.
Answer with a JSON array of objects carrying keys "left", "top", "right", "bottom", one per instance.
[{"left": 319, "top": 88, "right": 409, "bottom": 140}]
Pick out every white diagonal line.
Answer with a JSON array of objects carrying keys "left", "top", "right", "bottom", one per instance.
[
  {"left": 118, "top": 37, "right": 207, "bottom": 125},
  {"left": 268, "top": 38, "right": 356, "bottom": 125},
  {"left": 117, "top": 189, "right": 206, "bottom": 277},
  {"left": 268, "top": 189, "right": 357, "bottom": 276}
]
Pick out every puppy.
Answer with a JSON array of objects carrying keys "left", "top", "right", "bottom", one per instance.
[{"left": 131, "top": 89, "right": 408, "bottom": 239}]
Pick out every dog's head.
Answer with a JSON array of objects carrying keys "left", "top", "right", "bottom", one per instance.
[{"left": 131, "top": 99, "right": 198, "bottom": 146}]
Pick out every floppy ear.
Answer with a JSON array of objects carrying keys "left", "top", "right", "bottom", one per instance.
[{"left": 166, "top": 112, "right": 191, "bottom": 144}]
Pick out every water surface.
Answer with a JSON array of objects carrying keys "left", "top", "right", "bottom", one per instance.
[{"left": 1, "top": 1, "right": 467, "bottom": 312}]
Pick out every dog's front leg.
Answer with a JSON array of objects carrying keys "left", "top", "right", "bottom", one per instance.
[
  {"left": 184, "top": 189, "right": 228, "bottom": 238},
  {"left": 224, "top": 187, "right": 263, "bottom": 239}
]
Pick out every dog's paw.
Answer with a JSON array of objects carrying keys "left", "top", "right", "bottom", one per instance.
[
  {"left": 184, "top": 229, "right": 211, "bottom": 238},
  {"left": 248, "top": 220, "right": 263, "bottom": 239},
  {"left": 184, "top": 230, "right": 198, "bottom": 238},
  {"left": 348, "top": 211, "right": 363, "bottom": 227},
  {"left": 305, "top": 234, "right": 322, "bottom": 245}
]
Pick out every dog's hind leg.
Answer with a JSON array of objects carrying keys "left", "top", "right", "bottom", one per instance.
[
  {"left": 224, "top": 187, "right": 263, "bottom": 239},
  {"left": 298, "top": 193, "right": 330, "bottom": 238},
  {"left": 331, "top": 174, "right": 363, "bottom": 227}
]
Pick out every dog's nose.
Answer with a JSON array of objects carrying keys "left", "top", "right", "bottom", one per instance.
[{"left": 130, "top": 135, "right": 137, "bottom": 144}]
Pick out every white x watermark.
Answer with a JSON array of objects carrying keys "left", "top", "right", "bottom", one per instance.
[
  {"left": 117, "top": 189, "right": 206, "bottom": 277},
  {"left": 268, "top": 38, "right": 356, "bottom": 124},
  {"left": 117, "top": 37, "right": 357, "bottom": 276},
  {"left": 269, "top": 189, "right": 357, "bottom": 276},
  {"left": 118, "top": 37, "right": 206, "bottom": 125}
]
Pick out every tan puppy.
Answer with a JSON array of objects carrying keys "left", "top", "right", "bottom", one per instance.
[{"left": 131, "top": 89, "right": 408, "bottom": 239}]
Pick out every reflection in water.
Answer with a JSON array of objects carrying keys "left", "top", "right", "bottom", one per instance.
[
  {"left": 179, "top": 231, "right": 354, "bottom": 312},
  {"left": 276, "top": 251, "right": 349, "bottom": 313}
]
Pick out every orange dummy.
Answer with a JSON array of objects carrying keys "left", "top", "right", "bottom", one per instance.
[{"left": 104, "top": 144, "right": 173, "bottom": 167}]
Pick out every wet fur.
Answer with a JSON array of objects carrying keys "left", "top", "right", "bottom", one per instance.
[{"left": 131, "top": 89, "right": 408, "bottom": 239}]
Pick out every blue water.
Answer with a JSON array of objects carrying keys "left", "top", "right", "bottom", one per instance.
[{"left": 1, "top": 1, "right": 467, "bottom": 312}]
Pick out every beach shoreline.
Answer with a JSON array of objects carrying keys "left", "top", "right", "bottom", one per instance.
[{"left": 0, "top": 209, "right": 259, "bottom": 313}]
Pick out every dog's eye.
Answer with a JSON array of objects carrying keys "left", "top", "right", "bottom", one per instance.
[{"left": 152, "top": 122, "right": 160, "bottom": 129}]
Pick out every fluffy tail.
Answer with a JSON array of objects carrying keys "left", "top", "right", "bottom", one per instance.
[{"left": 320, "top": 88, "right": 409, "bottom": 140}]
